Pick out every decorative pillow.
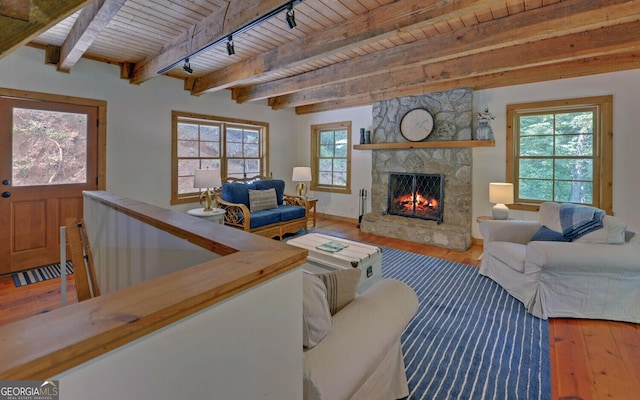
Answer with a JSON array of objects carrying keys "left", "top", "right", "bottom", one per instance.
[
  {"left": 538, "top": 202, "right": 562, "bottom": 233},
  {"left": 572, "top": 215, "right": 627, "bottom": 244},
  {"left": 531, "top": 226, "right": 570, "bottom": 242},
  {"left": 316, "top": 268, "right": 361, "bottom": 315},
  {"left": 248, "top": 188, "right": 278, "bottom": 212},
  {"left": 302, "top": 272, "right": 332, "bottom": 349}
]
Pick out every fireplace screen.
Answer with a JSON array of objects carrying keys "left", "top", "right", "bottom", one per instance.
[{"left": 387, "top": 173, "right": 444, "bottom": 223}]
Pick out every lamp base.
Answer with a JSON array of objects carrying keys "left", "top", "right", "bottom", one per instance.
[
  {"left": 199, "top": 189, "right": 216, "bottom": 211},
  {"left": 492, "top": 203, "right": 509, "bottom": 220},
  {"left": 295, "top": 182, "right": 307, "bottom": 197}
]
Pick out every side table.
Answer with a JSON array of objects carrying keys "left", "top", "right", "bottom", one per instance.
[
  {"left": 187, "top": 207, "right": 226, "bottom": 224},
  {"left": 306, "top": 198, "right": 318, "bottom": 228}
]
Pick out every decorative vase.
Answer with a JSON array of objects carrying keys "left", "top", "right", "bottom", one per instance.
[
  {"left": 476, "top": 119, "right": 493, "bottom": 140},
  {"left": 359, "top": 128, "right": 366, "bottom": 144},
  {"left": 365, "top": 130, "right": 371, "bottom": 144}
]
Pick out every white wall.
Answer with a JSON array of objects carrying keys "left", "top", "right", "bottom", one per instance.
[
  {"left": 297, "top": 106, "right": 373, "bottom": 220},
  {"left": 0, "top": 46, "right": 298, "bottom": 212},
  {"left": 3, "top": 46, "right": 638, "bottom": 237},
  {"left": 472, "top": 70, "right": 640, "bottom": 237}
]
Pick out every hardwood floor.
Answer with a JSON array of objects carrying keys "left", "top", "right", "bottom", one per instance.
[{"left": 1, "top": 215, "right": 638, "bottom": 399}]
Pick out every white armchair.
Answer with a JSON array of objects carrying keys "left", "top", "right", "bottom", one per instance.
[{"left": 479, "top": 207, "right": 640, "bottom": 323}]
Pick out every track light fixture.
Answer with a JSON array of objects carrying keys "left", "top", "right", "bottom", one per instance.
[
  {"left": 182, "top": 57, "right": 193, "bottom": 74},
  {"left": 226, "top": 35, "right": 235, "bottom": 55},
  {"left": 285, "top": 3, "right": 296, "bottom": 29}
]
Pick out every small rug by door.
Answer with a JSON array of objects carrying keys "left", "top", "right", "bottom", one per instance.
[
  {"left": 12, "top": 261, "right": 74, "bottom": 287},
  {"left": 380, "top": 246, "right": 551, "bottom": 400}
]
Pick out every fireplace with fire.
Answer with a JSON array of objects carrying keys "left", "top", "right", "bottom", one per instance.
[{"left": 387, "top": 173, "right": 444, "bottom": 223}]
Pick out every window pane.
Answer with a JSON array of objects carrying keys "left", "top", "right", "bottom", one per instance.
[
  {"left": 555, "top": 112, "right": 593, "bottom": 135},
  {"left": 227, "top": 142, "right": 243, "bottom": 157},
  {"left": 520, "top": 114, "right": 553, "bottom": 136},
  {"left": 244, "top": 144, "right": 259, "bottom": 157},
  {"left": 319, "top": 158, "right": 332, "bottom": 171},
  {"left": 177, "top": 123, "right": 198, "bottom": 140},
  {"left": 320, "top": 145, "right": 334, "bottom": 157},
  {"left": 555, "top": 134, "right": 592, "bottom": 156},
  {"left": 520, "top": 136, "right": 553, "bottom": 156},
  {"left": 227, "top": 128, "right": 243, "bottom": 142},
  {"left": 334, "top": 143, "right": 347, "bottom": 157},
  {"left": 178, "top": 140, "right": 198, "bottom": 157},
  {"left": 320, "top": 131, "right": 334, "bottom": 144},
  {"left": 519, "top": 159, "right": 552, "bottom": 179},
  {"left": 554, "top": 180, "right": 593, "bottom": 204},
  {"left": 200, "top": 125, "right": 219, "bottom": 141},
  {"left": 319, "top": 171, "right": 333, "bottom": 185},
  {"left": 244, "top": 130, "right": 259, "bottom": 143},
  {"left": 554, "top": 159, "right": 592, "bottom": 181},
  {"left": 200, "top": 159, "right": 220, "bottom": 170},
  {"left": 12, "top": 108, "right": 88, "bottom": 186},
  {"left": 200, "top": 141, "right": 220, "bottom": 157},
  {"left": 333, "top": 172, "right": 347, "bottom": 186},
  {"left": 333, "top": 158, "right": 347, "bottom": 172},
  {"left": 519, "top": 178, "right": 553, "bottom": 201},
  {"left": 178, "top": 159, "right": 200, "bottom": 177},
  {"left": 178, "top": 176, "right": 194, "bottom": 194},
  {"left": 227, "top": 159, "right": 245, "bottom": 174},
  {"left": 245, "top": 159, "right": 260, "bottom": 174}
]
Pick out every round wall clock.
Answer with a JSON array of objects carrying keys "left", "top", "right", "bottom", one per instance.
[{"left": 400, "top": 109, "right": 434, "bottom": 142}]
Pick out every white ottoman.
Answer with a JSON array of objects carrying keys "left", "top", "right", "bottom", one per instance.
[{"left": 287, "top": 233, "right": 382, "bottom": 293}]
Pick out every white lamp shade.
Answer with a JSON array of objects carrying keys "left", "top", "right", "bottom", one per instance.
[
  {"left": 489, "top": 182, "right": 514, "bottom": 204},
  {"left": 194, "top": 168, "right": 222, "bottom": 189},
  {"left": 292, "top": 166, "right": 312, "bottom": 182}
]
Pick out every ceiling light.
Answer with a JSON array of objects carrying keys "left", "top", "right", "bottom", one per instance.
[
  {"left": 285, "top": 4, "right": 296, "bottom": 29},
  {"left": 226, "top": 36, "right": 235, "bottom": 55},
  {"left": 182, "top": 57, "right": 192, "bottom": 74}
]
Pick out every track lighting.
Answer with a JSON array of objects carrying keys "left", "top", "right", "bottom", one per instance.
[
  {"left": 182, "top": 57, "right": 192, "bottom": 74},
  {"left": 285, "top": 3, "right": 296, "bottom": 29},
  {"left": 226, "top": 35, "right": 235, "bottom": 55}
]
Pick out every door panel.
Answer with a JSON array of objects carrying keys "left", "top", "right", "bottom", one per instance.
[{"left": 0, "top": 97, "right": 99, "bottom": 274}]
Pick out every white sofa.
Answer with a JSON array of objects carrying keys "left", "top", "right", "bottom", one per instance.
[
  {"left": 303, "top": 276, "right": 418, "bottom": 400},
  {"left": 479, "top": 203, "right": 640, "bottom": 323}
]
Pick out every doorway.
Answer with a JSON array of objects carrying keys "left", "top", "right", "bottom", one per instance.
[{"left": 0, "top": 89, "right": 106, "bottom": 274}]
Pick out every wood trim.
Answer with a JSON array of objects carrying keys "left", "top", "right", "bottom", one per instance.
[
  {"left": 310, "top": 121, "right": 352, "bottom": 195},
  {"left": 0, "top": 191, "right": 307, "bottom": 379},
  {"left": 354, "top": 140, "right": 494, "bottom": 150}
]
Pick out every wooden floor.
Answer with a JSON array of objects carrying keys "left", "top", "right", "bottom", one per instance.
[{"left": 1, "top": 216, "right": 638, "bottom": 399}]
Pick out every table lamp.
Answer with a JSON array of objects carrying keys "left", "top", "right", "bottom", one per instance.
[
  {"left": 194, "top": 168, "right": 222, "bottom": 211},
  {"left": 292, "top": 166, "right": 312, "bottom": 197},
  {"left": 489, "top": 182, "right": 514, "bottom": 220}
]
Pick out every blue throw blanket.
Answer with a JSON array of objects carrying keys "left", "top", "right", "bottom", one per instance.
[{"left": 559, "top": 203, "right": 605, "bottom": 240}]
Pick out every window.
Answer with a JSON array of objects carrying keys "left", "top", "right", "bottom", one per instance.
[
  {"left": 171, "top": 111, "right": 268, "bottom": 205},
  {"left": 310, "top": 122, "right": 351, "bottom": 194},
  {"left": 506, "top": 96, "right": 612, "bottom": 213}
]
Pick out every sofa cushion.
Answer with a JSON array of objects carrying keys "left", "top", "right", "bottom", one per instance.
[
  {"left": 277, "top": 204, "right": 306, "bottom": 222},
  {"left": 486, "top": 241, "right": 527, "bottom": 273},
  {"left": 221, "top": 182, "right": 256, "bottom": 206},
  {"left": 316, "top": 269, "right": 361, "bottom": 315},
  {"left": 249, "top": 209, "right": 281, "bottom": 229},
  {"left": 254, "top": 179, "right": 285, "bottom": 205},
  {"left": 248, "top": 188, "right": 278, "bottom": 212},
  {"left": 303, "top": 272, "right": 332, "bottom": 349},
  {"left": 573, "top": 215, "right": 627, "bottom": 244}
]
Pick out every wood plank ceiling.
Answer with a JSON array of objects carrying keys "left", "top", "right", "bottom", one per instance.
[{"left": 1, "top": 0, "right": 639, "bottom": 114}]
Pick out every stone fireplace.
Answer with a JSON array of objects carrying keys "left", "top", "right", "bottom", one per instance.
[{"left": 360, "top": 88, "right": 473, "bottom": 250}]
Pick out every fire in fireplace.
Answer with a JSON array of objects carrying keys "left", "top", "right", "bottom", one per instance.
[{"left": 387, "top": 172, "right": 444, "bottom": 223}]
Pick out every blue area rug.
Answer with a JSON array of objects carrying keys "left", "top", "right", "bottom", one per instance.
[
  {"left": 381, "top": 247, "right": 551, "bottom": 400},
  {"left": 12, "top": 261, "right": 74, "bottom": 287}
]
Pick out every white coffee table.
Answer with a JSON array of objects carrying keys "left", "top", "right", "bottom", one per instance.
[
  {"left": 287, "top": 233, "right": 382, "bottom": 294},
  {"left": 187, "top": 207, "right": 226, "bottom": 224}
]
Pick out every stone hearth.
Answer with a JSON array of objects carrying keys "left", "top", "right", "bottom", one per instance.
[{"left": 360, "top": 88, "right": 473, "bottom": 251}]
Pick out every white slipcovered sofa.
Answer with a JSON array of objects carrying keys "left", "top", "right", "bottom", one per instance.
[
  {"left": 302, "top": 270, "right": 418, "bottom": 400},
  {"left": 479, "top": 202, "right": 640, "bottom": 323}
]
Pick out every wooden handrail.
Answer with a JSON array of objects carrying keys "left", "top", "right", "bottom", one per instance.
[{"left": 0, "top": 191, "right": 308, "bottom": 379}]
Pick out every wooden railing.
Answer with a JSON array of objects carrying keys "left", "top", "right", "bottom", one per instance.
[{"left": 0, "top": 191, "right": 307, "bottom": 398}]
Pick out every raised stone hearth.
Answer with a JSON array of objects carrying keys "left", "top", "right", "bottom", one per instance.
[{"left": 360, "top": 88, "right": 473, "bottom": 251}]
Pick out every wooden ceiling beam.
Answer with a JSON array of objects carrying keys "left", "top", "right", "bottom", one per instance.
[
  {"left": 57, "top": 0, "right": 127, "bottom": 72},
  {"left": 0, "top": 0, "right": 92, "bottom": 60},
  {"left": 273, "top": 21, "right": 640, "bottom": 109},
  {"left": 0, "top": 0, "right": 31, "bottom": 21},
  {"left": 129, "top": 0, "right": 289, "bottom": 85},
  {"left": 295, "top": 51, "right": 640, "bottom": 114},
  {"left": 191, "top": 0, "right": 507, "bottom": 95},
  {"left": 236, "top": 0, "right": 637, "bottom": 103}
]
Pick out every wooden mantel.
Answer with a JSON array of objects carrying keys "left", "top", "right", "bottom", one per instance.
[
  {"left": 0, "top": 191, "right": 308, "bottom": 380},
  {"left": 353, "top": 140, "right": 495, "bottom": 150}
]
